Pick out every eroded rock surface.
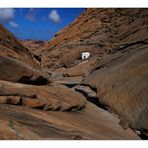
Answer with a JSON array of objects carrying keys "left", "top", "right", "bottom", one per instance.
[
  {"left": 0, "top": 23, "right": 50, "bottom": 84},
  {"left": 40, "top": 8, "right": 148, "bottom": 137},
  {"left": 83, "top": 45, "right": 148, "bottom": 132},
  {"left": 0, "top": 8, "right": 147, "bottom": 140},
  {"left": 0, "top": 80, "right": 86, "bottom": 111},
  {"left": 21, "top": 40, "right": 46, "bottom": 65},
  {"left": 0, "top": 102, "right": 140, "bottom": 140},
  {"left": 41, "top": 8, "right": 148, "bottom": 71}
]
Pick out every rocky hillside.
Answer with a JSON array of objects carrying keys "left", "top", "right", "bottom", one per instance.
[
  {"left": 21, "top": 40, "right": 46, "bottom": 64},
  {"left": 41, "top": 8, "right": 148, "bottom": 138},
  {"left": 0, "top": 23, "right": 33, "bottom": 65},
  {"left": 0, "top": 8, "right": 147, "bottom": 140},
  {"left": 0, "top": 23, "right": 50, "bottom": 84},
  {"left": 42, "top": 9, "right": 148, "bottom": 70}
]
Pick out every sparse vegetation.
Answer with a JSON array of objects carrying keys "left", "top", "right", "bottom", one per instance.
[
  {"left": 8, "top": 120, "right": 15, "bottom": 129},
  {"left": 0, "top": 136, "right": 4, "bottom": 140}
]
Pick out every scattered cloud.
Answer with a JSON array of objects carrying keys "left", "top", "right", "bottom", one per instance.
[
  {"left": 0, "top": 8, "right": 15, "bottom": 22},
  {"left": 0, "top": 8, "right": 19, "bottom": 29},
  {"left": 48, "top": 10, "right": 61, "bottom": 23},
  {"left": 25, "top": 8, "right": 36, "bottom": 21},
  {"left": 9, "top": 21, "right": 19, "bottom": 29}
]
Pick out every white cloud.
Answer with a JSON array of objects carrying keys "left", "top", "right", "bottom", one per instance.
[
  {"left": 49, "top": 10, "right": 61, "bottom": 23},
  {"left": 0, "top": 8, "right": 15, "bottom": 22},
  {"left": 0, "top": 8, "right": 18, "bottom": 29},
  {"left": 9, "top": 21, "right": 19, "bottom": 29}
]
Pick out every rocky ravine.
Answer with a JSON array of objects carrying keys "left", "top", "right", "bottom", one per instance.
[
  {"left": 21, "top": 40, "right": 46, "bottom": 65},
  {"left": 0, "top": 8, "right": 147, "bottom": 140},
  {"left": 41, "top": 8, "right": 148, "bottom": 139}
]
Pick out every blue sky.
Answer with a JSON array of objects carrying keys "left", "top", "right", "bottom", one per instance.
[{"left": 0, "top": 8, "right": 84, "bottom": 40}]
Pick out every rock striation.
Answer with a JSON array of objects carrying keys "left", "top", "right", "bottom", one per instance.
[
  {"left": 41, "top": 8, "right": 148, "bottom": 138},
  {"left": 0, "top": 8, "right": 148, "bottom": 140},
  {"left": 41, "top": 9, "right": 148, "bottom": 71},
  {"left": 21, "top": 40, "right": 46, "bottom": 64}
]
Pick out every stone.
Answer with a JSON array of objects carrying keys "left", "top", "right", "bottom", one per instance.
[
  {"left": 83, "top": 45, "right": 148, "bottom": 132},
  {"left": 0, "top": 80, "right": 87, "bottom": 111},
  {"left": 0, "top": 102, "right": 140, "bottom": 140}
]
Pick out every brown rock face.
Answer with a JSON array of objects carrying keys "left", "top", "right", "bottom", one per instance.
[
  {"left": 21, "top": 40, "right": 46, "bottom": 53},
  {"left": 0, "top": 23, "right": 33, "bottom": 64},
  {"left": 21, "top": 40, "right": 46, "bottom": 64},
  {"left": 0, "top": 23, "right": 50, "bottom": 84},
  {"left": 41, "top": 8, "right": 148, "bottom": 70},
  {"left": 42, "top": 9, "right": 148, "bottom": 135},
  {"left": 0, "top": 56, "right": 49, "bottom": 84},
  {"left": 0, "top": 80, "right": 86, "bottom": 111},
  {"left": 83, "top": 45, "right": 148, "bottom": 132},
  {"left": 0, "top": 103, "right": 140, "bottom": 140},
  {"left": 40, "top": 8, "right": 148, "bottom": 138},
  {"left": 0, "top": 8, "right": 147, "bottom": 140}
]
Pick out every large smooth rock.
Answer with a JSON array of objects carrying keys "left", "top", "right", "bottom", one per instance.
[
  {"left": 0, "top": 80, "right": 86, "bottom": 111},
  {"left": 83, "top": 45, "right": 148, "bottom": 132},
  {"left": 0, "top": 56, "right": 49, "bottom": 84}
]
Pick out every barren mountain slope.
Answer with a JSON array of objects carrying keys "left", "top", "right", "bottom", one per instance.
[
  {"left": 21, "top": 40, "right": 46, "bottom": 64},
  {"left": 41, "top": 8, "right": 148, "bottom": 70},
  {"left": 0, "top": 21, "right": 139, "bottom": 140},
  {"left": 0, "top": 8, "right": 147, "bottom": 140},
  {"left": 0, "top": 23, "right": 50, "bottom": 84},
  {"left": 0, "top": 102, "right": 140, "bottom": 140},
  {"left": 41, "top": 8, "right": 148, "bottom": 138},
  {"left": 0, "top": 23, "right": 33, "bottom": 64}
]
